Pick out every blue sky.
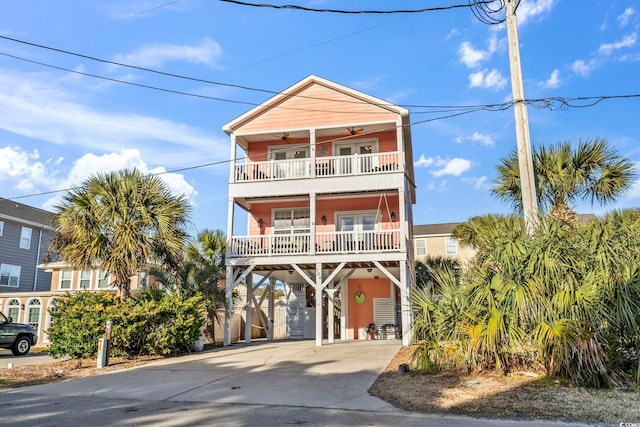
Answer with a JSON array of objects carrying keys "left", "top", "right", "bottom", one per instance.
[{"left": 1, "top": 0, "right": 639, "bottom": 235}]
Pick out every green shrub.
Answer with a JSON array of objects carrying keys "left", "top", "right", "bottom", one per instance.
[{"left": 47, "top": 289, "right": 206, "bottom": 359}]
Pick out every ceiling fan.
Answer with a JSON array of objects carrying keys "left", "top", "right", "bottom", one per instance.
[
  {"left": 274, "top": 132, "right": 290, "bottom": 141},
  {"left": 347, "top": 127, "right": 364, "bottom": 136}
]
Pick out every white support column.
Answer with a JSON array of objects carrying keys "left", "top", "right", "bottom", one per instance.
[
  {"left": 315, "top": 263, "right": 323, "bottom": 346},
  {"left": 244, "top": 272, "right": 253, "bottom": 344},
  {"left": 224, "top": 266, "right": 234, "bottom": 346},
  {"left": 337, "top": 269, "right": 355, "bottom": 341},
  {"left": 310, "top": 128, "right": 316, "bottom": 177},
  {"left": 229, "top": 134, "right": 237, "bottom": 183},
  {"left": 267, "top": 277, "right": 275, "bottom": 341},
  {"left": 326, "top": 286, "right": 338, "bottom": 343},
  {"left": 395, "top": 118, "right": 404, "bottom": 169},
  {"left": 398, "top": 189, "right": 406, "bottom": 252},
  {"left": 399, "top": 260, "right": 411, "bottom": 346},
  {"left": 226, "top": 198, "right": 234, "bottom": 257},
  {"left": 310, "top": 192, "right": 316, "bottom": 255}
]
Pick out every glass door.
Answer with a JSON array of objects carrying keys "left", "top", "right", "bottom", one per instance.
[{"left": 337, "top": 212, "right": 378, "bottom": 251}]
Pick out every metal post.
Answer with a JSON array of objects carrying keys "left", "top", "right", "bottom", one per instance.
[
  {"left": 97, "top": 320, "right": 112, "bottom": 368},
  {"left": 506, "top": 0, "right": 538, "bottom": 234}
]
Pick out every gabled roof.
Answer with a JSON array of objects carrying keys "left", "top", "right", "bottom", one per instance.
[
  {"left": 0, "top": 199, "right": 54, "bottom": 229},
  {"left": 222, "top": 75, "right": 409, "bottom": 135},
  {"left": 414, "top": 222, "right": 463, "bottom": 237}
]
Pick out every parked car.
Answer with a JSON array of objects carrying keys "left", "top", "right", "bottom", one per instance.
[{"left": 0, "top": 311, "right": 38, "bottom": 356}]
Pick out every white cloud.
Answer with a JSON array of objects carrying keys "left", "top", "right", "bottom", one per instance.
[
  {"left": 458, "top": 35, "right": 498, "bottom": 68},
  {"left": 0, "top": 146, "right": 50, "bottom": 192},
  {"left": 468, "top": 68, "right": 508, "bottom": 90},
  {"left": 462, "top": 176, "right": 488, "bottom": 190},
  {"left": 454, "top": 132, "right": 495, "bottom": 146},
  {"left": 1, "top": 145, "right": 196, "bottom": 211},
  {"left": 628, "top": 162, "right": 640, "bottom": 200},
  {"left": 445, "top": 28, "right": 460, "bottom": 40},
  {"left": 432, "top": 158, "right": 472, "bottom": 177},
  {"left": 40, "top": 149, "right": 197, "bottom": 211},
  {"left": 112, "top": 38, "right": 222, "bottom": 68},
  {"left": 414, "top": 155, "right": 443, "bottom": 168},
  {"left": 539, "top": 68, "right": 561, "bottom": 89},
  {"left": 0, "top": 70, "right": 227, "bottom": 167},
  {"left": 599, "top": 32, "right": 637, "bottom": 55},
  {"left": 618, "top": 7, "right": 635, "bottom": 28},
  {"left": 517, "top": 0, "right": 555, "bottom": 25},
  {"left": 621, "top": 52, "right": 640, "bottom": 62},
  {"left": 572, "top": 59, "right": 595, "bottom": 77}
]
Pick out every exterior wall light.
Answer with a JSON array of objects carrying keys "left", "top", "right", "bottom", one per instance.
[
  {"left": 321, "top": 215, "right": 327, "bottom": 225},
  {"left": 258, "top": 218, "right": 264, "bottom": 228},
  {"left": 390, "top": 211, "right": 396, "bottom": 222}
]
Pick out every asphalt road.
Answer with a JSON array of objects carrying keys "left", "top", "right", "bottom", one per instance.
[
  {"left": 1, "top": 393, "right": 587, "bottom": 427},
  {"left": 1, "top": 341, "right": 589, "bottom": 427}
]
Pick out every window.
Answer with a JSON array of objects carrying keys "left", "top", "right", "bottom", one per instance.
[
  {"left": 20, "top": 227, "right": 32, "bottom": 249},
  {"left": 0, "top": 221, "right": 4, "bottom": 236},
  {"left": 0, "top": 264, "right": 21, "bottom": 287},
  {"left": 273, "top": 209, "right": 310, "bottom": 234},
  {"left": 415, "top": 239, "right": 427, "bottom": 257},
  {"left": 445, "top": 237, "right": 458, "bottom": 256},
  {"left": 6, "top": 298, "right": 20, "bottom": 321},
  {"left": 60, "top": 270, "right": 73, "bottom": 289},
  {"left": 97, "top": 270, "right": 110, "bottom": 288},
  {"left": 26, "top": 298, "right": 41, "bottom": 332},
  {"left": 137, "top": 271, "right": 149, "bottom": 289},
  {"left": 79, "top": 270, "right": 92, "bottom": 289}
]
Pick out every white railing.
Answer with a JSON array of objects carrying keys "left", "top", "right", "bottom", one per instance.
[
  {"left": 234, "top": 152, "right": 400, "bottom": 182},
  {"left": 229, "top": 229, "right": 401, "bottom": 257}
]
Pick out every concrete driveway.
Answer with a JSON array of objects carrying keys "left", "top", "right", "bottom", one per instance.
[
  {"left": 0, "top": 349, "right": 57, "bottom": 369},
  {"left": 4, "top": 339, "right": 402, "bottom": 411}
]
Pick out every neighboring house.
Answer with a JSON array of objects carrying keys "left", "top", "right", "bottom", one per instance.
[
  {"left": 413, "top": 222, "right": 476, "bottom": 266},
  {"left": 1, "top": 260, "right": 154, "bottom": 347},
  {"left": 0, "top": 199, "right": 54, "bottom": 293},
  {"left": 0, "top": 199, "right": 55, "bottom": 344},
  {"left": 222, "top": 75, "right": 416, "bottom": 346}
]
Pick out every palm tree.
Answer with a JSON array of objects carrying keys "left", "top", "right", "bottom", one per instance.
[
  {"left": 415, "top": 255, "right": 460, "bottom": 294},
  {"left": 50, "top": 169, "right": 191, "bottom": 301},
  {"left": 183, "top": 229, "right": 226, "bottom": 304},
  {"left": 182, "top": 229, "right": 227, "bottom": 341},
  {"left": 493, "top": 138, "right": 636, "bottom": 222}
]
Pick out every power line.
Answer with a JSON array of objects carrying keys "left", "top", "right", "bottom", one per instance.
[
  {"left": 1, "top": 48, "right": 638, "bottom": 115},
  {"left": 0, "top": 34, "right": 500, "bottom": 111},
  {"left": 216, "top": 0, "right": 486, "bottom": 14},
  {"left": 70, "top": 1, "right": 183, "bottom": 37},
  {"left": 4, "top": 91, "right": 639, "bottom": 204},
  {"left": 2, "top": 106, "right": 497, "bottom": 202}
]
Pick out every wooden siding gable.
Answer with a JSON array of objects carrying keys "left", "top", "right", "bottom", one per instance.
[{"left": 223, "top": 75, "right": 407, "bottom": 135}]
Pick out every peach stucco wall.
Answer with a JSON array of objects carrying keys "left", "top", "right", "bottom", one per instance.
[
  {"left": 246, "top": 130, "right": 399, "bottom": 161},
  {"left": 347, "top": 278, "right": 392, "bottom": 340},
  {"left": 249, "top": 195, "right": 400, "bottom": 236}
]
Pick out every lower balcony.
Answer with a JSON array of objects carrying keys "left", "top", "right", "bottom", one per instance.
[{"left": 229, "top": 230, "right": 401, "bottom": 258}]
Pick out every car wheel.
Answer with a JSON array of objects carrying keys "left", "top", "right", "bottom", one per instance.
[{"left": 11, "top": 336, "right": 31, "bottom": 356}]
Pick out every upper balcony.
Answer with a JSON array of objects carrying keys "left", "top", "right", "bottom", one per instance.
[
  {"left": 228, "top": 229, "right": 401, "bottom": 259},
  {"left": 233, "top": 151, "right": 400, "bottom": 183}
]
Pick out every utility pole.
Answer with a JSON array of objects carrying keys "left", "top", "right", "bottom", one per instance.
[{"left": 505, "top": 0, "right": 538, "bottom": 234}]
